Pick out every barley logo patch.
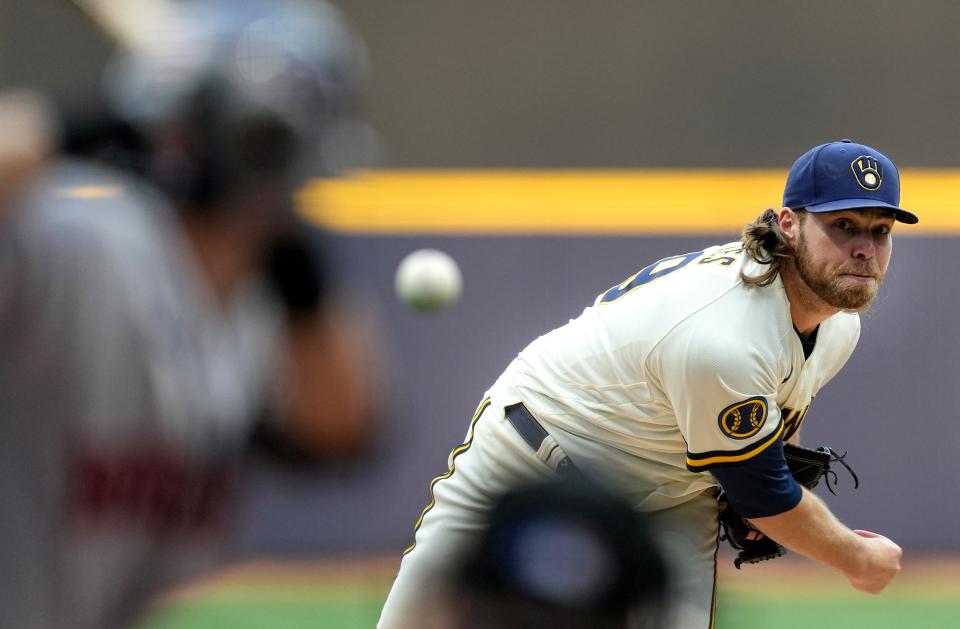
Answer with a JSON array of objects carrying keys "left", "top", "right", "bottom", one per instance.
[{"left": 718, "top": 396, "right": 767, "bottom": 440}]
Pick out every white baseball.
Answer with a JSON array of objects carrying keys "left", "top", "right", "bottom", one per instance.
[{"left": 394, "top": 248, "right": 463, "bottom": 312}]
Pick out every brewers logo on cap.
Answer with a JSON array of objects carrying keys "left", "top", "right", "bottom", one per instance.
[
  {"left": 718, "top": 396, "right": 767, "bottom": 440},
  {"left": 851, "top": 155, "right": 883, "bottom": 191}
]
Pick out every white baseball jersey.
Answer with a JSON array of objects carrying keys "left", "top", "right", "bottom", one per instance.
[
  {"left": 0, "top": 160, "right": 283, "bottom": 629},
  {"left": 380, "top": 241, "right": 861, "bottom": 629},
  {"left": 487, "top": 241, "right": 860, "bottom": 510}
]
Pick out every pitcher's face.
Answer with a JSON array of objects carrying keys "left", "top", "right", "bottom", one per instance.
[{"left": 793, "top": 209, "right": 894, "bottom": 311}]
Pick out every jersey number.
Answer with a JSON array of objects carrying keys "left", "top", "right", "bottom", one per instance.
[{"left": 598, "top": 247, "right": 739, "bottom": 304}]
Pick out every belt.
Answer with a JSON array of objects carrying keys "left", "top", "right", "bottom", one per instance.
[{"left": 504, "top": 403, "right": 579, "bottom": 476}]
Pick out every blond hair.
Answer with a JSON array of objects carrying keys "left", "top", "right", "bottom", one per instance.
[{"left": 740, "top": 208, "right": 803, "bottom": 287}]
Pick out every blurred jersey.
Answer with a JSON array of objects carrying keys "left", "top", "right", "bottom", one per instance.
[{"left": 0, "top": 159, "right": 283, "bottom": 629}]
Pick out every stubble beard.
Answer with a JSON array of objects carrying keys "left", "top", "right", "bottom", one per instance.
[{"left": 793, "top": 234, "right": 884, "bottom": 311}]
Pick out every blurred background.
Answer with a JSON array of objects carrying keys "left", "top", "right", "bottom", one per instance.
[{"left": 2, "top": 1, "right": 959, "bottom": 627}]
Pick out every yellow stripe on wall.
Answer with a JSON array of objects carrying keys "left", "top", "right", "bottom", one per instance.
[{"left": 298, "top": 169, "right": 960, "bottom": 235}]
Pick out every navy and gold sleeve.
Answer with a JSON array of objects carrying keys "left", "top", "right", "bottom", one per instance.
[{"left": 710, "top": 438, "right": 803, "bottom": 518}]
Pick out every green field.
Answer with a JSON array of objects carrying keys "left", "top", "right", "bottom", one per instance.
[{"left": 138, "top": 556, "right": 960, "bottom": 629}]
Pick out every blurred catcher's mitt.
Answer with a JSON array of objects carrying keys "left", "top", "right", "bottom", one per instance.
[{"left": 718, "top": 443, "right": 859, "bottom": 569}]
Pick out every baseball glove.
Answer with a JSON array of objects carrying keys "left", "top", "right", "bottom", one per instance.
[{"left": 718, "top": 443, "right": 858, "bottom": 569}]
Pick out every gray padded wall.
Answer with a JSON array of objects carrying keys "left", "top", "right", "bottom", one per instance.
[{"left": 235, "top": 233, "right": 958, "bottom": 553}]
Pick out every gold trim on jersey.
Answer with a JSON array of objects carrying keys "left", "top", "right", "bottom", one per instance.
[
  {"left": 781, "top": 405, "right": 810, "bottom": 443},
  {"left": 402, "top": 398, "right": 491, "bottom": 556},
  {"left": 686, "top": 417, "right": 784, "bottom": 470},
  {"left": 708, "top": 527, "right": 720, "bottom": 629}
]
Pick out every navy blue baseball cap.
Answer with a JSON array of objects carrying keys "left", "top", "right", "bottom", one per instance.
[{"left": 783, "top": 139, "right": 918, "bottom": 224}]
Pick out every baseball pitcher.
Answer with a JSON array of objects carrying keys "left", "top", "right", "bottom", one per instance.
[{"left": 379, "top": 140, "right": 913, "bottom": 629}]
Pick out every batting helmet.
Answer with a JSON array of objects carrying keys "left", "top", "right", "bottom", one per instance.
[{"left": 103, "top": 0, "right": 371, "bottom": 211}]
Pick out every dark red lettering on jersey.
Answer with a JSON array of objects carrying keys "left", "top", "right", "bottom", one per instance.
[{"left": 67, "top": 446, "right": 235, "bottom": 536}]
